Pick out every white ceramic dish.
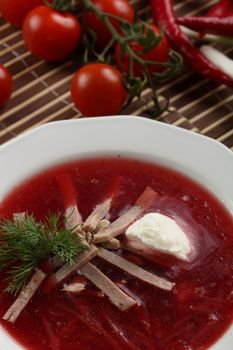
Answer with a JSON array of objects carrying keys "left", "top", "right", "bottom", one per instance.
[{"left": 0, "top": 116, "right": 232, "bottom": 350}]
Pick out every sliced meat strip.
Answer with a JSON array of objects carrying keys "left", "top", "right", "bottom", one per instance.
[
  {"left": 98, "top": 248, "right": 174, "bottom": 291},
  {"left": 83, "top": 198, "right": 112, "bottom": 232},
  {"left": 135, "top": 187, "right": 158, "bottom": 208},
  {"left": 58, "top": 179, "right": 91, "bottom": 248},
  {"left": 65, "top": 205, "right": 83, "bottom": 231},
  {"left": 94, "top": 187, "right": 157, "bottom": 244},
  {"left": 53, "top": 245, "right": 99, "bottom": 284},
  {"left": 3, "top": 269, "right": 46, "bottom": 323},
  {"left": 80, "top": 262, "right": 137, "bottom": 311},
  {"left": 56, "top": 173, "right": 82, "bottom": 224},
  {"left": 3, "top": 250, "right": 68, "bottom": 323},
  {"left": 93, "top": 206, "right": 141, "bottom": 243},
  {"left": 60, "top": 187, "right": 89, "bottom": 246}
]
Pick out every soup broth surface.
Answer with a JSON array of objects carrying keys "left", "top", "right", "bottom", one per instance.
[{"left": 0, "top": 157, "right": 233, "bottom": 350}]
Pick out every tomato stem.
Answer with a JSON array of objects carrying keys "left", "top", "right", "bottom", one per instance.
[
  {"left": 96, "top": 38, "right": 115, "bottom": 62},
  {"left": 84, "top": 0, "right": 169, "bottom": 67},
  {"left": 83, "top": 0, "right": 183, "bottom": 117}
]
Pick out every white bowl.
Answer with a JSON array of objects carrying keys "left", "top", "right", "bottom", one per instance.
[{"left": 0, "top": 116, "right": 232, "bottom": 350}]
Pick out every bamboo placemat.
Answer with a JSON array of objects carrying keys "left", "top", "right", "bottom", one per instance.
[{"left": 0, "top": 0, "right": 232, "bottom": 149}]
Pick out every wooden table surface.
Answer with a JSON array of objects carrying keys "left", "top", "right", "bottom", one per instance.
[{"left": 0, "top": 0, "right": 232, "bottom": 149}]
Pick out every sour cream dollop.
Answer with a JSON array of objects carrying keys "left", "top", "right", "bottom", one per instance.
[{"left": 126, "top": 213, "right": 191, "bottom": 260}]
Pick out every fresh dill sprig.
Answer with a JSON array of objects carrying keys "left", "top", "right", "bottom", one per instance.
[{"left": 0, "top": 213, "right": 86, "bottom": 295}]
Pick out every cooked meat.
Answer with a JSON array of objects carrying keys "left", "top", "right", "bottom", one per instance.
[
  {"left": 93, "top": 206, "right": 141, "bottom": 243},
  {"left": 3, "top": 269, "right": 46, "bottom": 323},
  {"left": 53, "top": 245, "right": 99, "bottom": 284},
  {"left": 96, "top": 219, "right": 110, "bottom": 231},
  {"left": 135, "top": 187, "right": 157, "bottom": 210},
  {"left": 83, "top": 198, "right": 112, "bottom": 231},
  {"left": 102, "top": 238, "right": 121, "bottom": 250},
  {"left": 65, "top": 205, "right": 83, "bottom": 230},
  {"left": 98, "top": 248, "right": 174, "bottom": 291},
  {"left": 3, "top": 186, "right": 170, "bottom": 324},
  {"left": 94, "top": 187, "right": 158, "bottom": 244},
  {"left": 62, "top": 282, "right": 86, "bottom": 294},
  {"left": 80, "top": 262, "right": 137, "bottom": 311}
]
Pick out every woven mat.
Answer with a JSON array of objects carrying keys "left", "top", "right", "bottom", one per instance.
[{"left": 0, "top": 0, "right": 232, "bottom": 149}]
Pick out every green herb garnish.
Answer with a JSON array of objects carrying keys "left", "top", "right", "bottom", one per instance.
[{"left": 0, "top": 213, "right": 86, "bottom": 295}]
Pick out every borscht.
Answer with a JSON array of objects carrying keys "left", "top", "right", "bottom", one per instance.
[{"left": 0, "top": 157, "right": 233, "bottom": 350}]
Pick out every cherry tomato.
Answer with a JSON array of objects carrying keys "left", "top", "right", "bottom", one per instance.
[
  {"left": 0, "top": 65, "right": 13, "bottom": 107},
  {"left": 1, "top": 0, "right": 43, "bottom": 27},
  {"left": 115, "top": 24, "right": 169, "bottom": 77},
  {"left": 71, "top": 64, "right": 127, "bottom": 117},
  {"left": 85, "top": 0, "right": 135, "bottom": 48},
  {"left": 23, "top": 6, "right": 81, "bottom": 61}
]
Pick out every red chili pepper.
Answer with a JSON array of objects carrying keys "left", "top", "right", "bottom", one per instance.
[
  {"left": 178, "top": 16, "right": 233, "bottom": 36},
  {"left": 207, "top": 0, "right": 233, "bottom": 18},
  {"left": 150, "top": 0, "right": 233, "bottom": 88}
]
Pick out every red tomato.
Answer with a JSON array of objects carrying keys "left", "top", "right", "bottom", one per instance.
[
  {"left": 0, "top": 65, "right": 13, "bottom": 107},
  {"left": 115, "top": 24, "right": 169, "bottom": 77},
  {"left": 23, "top": 6, "right": 81, "bottom": 61},
  {"left": 71, "top": 64, "right": 127, "bottom": 116},
  {"left": 1, "top": 0, "right": 43, "bottom": 27},
  {"left": 85, "top": 0, "right": 135, "bottom": 48}
]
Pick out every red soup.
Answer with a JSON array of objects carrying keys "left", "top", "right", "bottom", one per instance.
[{"left": 0, "top": 157, "right": 233, "bottom": 350}]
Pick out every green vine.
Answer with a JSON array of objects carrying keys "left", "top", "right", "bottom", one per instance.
[{"left": 83, "top": 0, "right": 183, "bottom": 117}]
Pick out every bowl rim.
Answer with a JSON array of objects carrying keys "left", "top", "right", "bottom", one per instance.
[
  {"left": 0, "top": 115, "right": 232, "bottom": 350},
  {"left": 1, "top": 115, "right": 232, "bottom": 158}
]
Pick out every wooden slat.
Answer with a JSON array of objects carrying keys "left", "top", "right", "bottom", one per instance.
[
  {"left": 202, "top": 112, "right": 233, "bottom": 134},
  {"left": 183, "top": 0, "right": 218, "bottom": 16},
  {"left": 0, "top": 75, "right": 73, "bottom": 122},
  {"left": 11, "top": 61, "right": 72, "bottom": 98},
  {"left": 5, "top": 52, "right": 31, "bottom": 68},
  {"left": 0, "top": 0, "right": 232, "bottom": 150},
  {"left": 0, "top": 31, "right": 21, "bottom": 44},
  {"left": 0, "top": 23, "right": 11, "bottom": 32},
  {"left": 0, "top": 41, "right": 24, "bottom": 57},
  {"left": 217, "top": 129, "right": 233, "bottom": 142}
]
